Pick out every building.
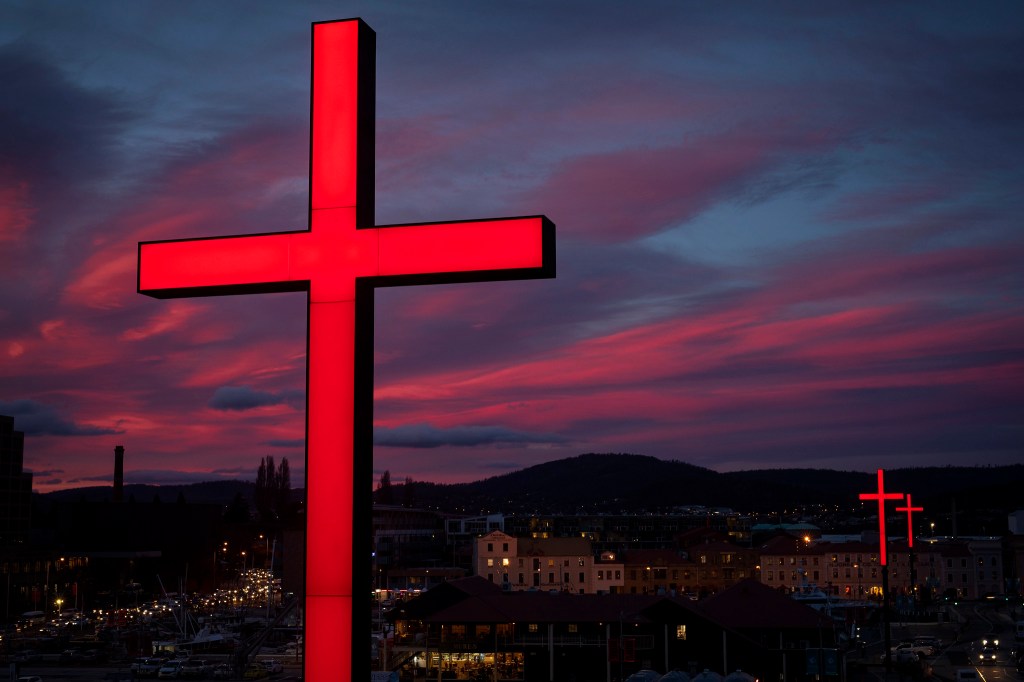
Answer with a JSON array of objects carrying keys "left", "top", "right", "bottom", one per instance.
[
  {"left": 473, "top": 530, "right": 624, "bottom": 594},
  {"left": 0, "top": 415, "right": 32, "bottom": 545},
  {"left": 386, "top": 575, "right": 835, "bottom": 681},
  {"left": 758, "top": 533, "right": 1009, "bottom": 601}
]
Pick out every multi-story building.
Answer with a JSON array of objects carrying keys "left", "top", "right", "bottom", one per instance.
[
  {"left": 621, "top": 540, "right": 759, "bottom": 597},
  {"left": 758, "top": 533, "right": 1008, "bottom": 601},
  {"left": 473, "top": 530, "right": 624, "bottom": 594},
  {"left": 0, "top": 415, "right": 32, "bottom": 545}
]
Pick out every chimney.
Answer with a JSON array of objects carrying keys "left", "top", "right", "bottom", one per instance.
[{"left": 113, "top": 445, "right": 125, "bottom": 502}]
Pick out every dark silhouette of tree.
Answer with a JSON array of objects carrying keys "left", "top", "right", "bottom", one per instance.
[
  {"left": 376, "top": 470, "right": 393, "bottom": 505},
  {"left": 275, "top": 457, "right": 292, "bottom": 520},
  {"left": 403, "top": 476, "right": 415, "bottom": 508},
  {"left": 255, "top": 455, "right": 293, "bottom": 522}
]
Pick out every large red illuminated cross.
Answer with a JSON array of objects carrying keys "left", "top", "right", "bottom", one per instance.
[
  {"left": 858, "top": 468, "right": 903, "bottom": 566},
  {"left": 895, "top": 494, "right": 923, "bottom": 549},
  {"left": 137, "top": 19, "right": 554, "bottom": 681}
]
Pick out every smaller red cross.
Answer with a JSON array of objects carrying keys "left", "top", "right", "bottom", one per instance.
[
  {"left": 895, "top": 494, "right": 923, "bottom": 548},
  {"left": 858, "top": 469, "right": 903, "bottom": 565}
]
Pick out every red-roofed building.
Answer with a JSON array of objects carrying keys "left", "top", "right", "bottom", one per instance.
[{"left": 386, "top": 576, "right": 836, "bottom": 681}]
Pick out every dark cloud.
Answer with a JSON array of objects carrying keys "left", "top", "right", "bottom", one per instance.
[
  {"left": 0, "top": 399, "right": 123, "bottom": 436},
  {"left": 0, "top": 43, "right": 132, "bottom": 186},
  {"left": 264, "top": 439, "right": 304, "bottom": 448},
  {"left": 374, "top": 423, "right": 565, "bottom": 449},
  {"left": 207, "top": 386, "right": 300, "bottom": 411}
]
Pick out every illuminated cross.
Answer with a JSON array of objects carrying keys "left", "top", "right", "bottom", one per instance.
[
  {"left": 137, "top": 19, "right": 554, "bottom": 681},
  {"left": 895, "top": 493, "right": 923, "bottom": 548},
  {"left": 858, "top": 468, "right": 903, "bottom": 565}
]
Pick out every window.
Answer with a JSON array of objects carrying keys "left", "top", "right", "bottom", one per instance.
[
  {"left": 676, "top": 625, "right": 687, "bottom": 640},
  {"left": 518, "top": 573, "right": 524, "bottom": 584},
  {"left": 579, "top": 558, "right": 586, "bottom": 566},
  {"left": 579, "top": 572, "right": 585, "bottom": 583},
  {"left": 487, "top": 559, "right": 494, "bottom": 567},
  {"left": 488, "top": 573, "right": 493, "bottom": 582},
  {"left": 598, "top": 570, "right": 604, "bottom": 580},
  {"left": 564, "top": 573, "right": 570, "bottom": 583},
  {"left": 568, "top": 624, "right": 578, "bottom": 633},
  {"left": 487, "top": 543, "right": 493, "bottom": 552},
  {"left": 615, "top": 570, "right": 621, "bottom": 580},
  {"left": 502, "top": 543, "right": 508, "bottom": 552},
  {"left": 519, "top": 559, "right": 524, "bottom": 567},
  {"left": 767, "top": 570, "right": 774, "bottom": 581},
  {"left": 700, "top": 555, "right": 707, "bottom": 565},
  {"left": 548, "top": 559, "right": 555, "bottom": 568},
  {"left": 502, "top": 558, "right": 509, "bottom": 566},
  {"left": 452, "top": 625, "right": 466, "bottom": 636},
  {"left": 528, "top": 624, "right": 538, "bottom": 633},
  {"left": 548, "top": 572, "right": 555, "bottom": 583}
]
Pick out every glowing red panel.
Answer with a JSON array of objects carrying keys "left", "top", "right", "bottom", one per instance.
[
  {"left": 895, "top": 494, "right": 923, "bottom": 548},
  {"left": 378, "top": 218, "right": 547, "bottom": 276},
  {"left": 138, "top": 234, "right": 294, "bottom": 294},
  {"left": 311, "top": 21, "right": 360, "bottom": 211},
  {"left": 137, "top": 18, "right": 555, "bottom": 682},
  {"left": 858, "top": 469, "right": 902, "bottom": 565}
]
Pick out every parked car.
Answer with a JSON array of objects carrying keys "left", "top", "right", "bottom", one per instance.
[
  {"left": 243, "top": 663, "right": 268, "bottom": 679},
  {"left": 137, "top": 657, "right": 167, "bottom": 677},
  {"left": 211, "top": 664, "right": 232, "bottom": 680},
  {"left": 260, "top": 659, "right": 283, "bottom": 674},
  {"left": 158, "top": 660, "right": 184, "bottom": 678},
  {"left": 181, "top": 658, "right": 213, "bottom": 678},
  {"left": 889, "top": 640, "right": 934, "bottom": 658}
]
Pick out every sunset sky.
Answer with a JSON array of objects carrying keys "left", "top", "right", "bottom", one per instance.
[{"left": 2, "top": 2, "right": 1021, "bottom": 493}]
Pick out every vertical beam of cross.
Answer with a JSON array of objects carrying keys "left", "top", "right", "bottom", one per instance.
[
  {"left": 857, "top": 469, "right": 902, "bottom": 566},
  {"left": 895, "top": 494, "right": 923, "bottom": 548},
  {"left": 137, "top": 19, "right": 554, "bottom": 680}
]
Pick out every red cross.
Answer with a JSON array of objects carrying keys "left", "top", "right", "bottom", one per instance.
[
  {"left": 895, "top": 493, "right": 923, "bottom": 548},
  {"left": 137, "top": 19, "right": 554, "bottom": 681},
  {"left": 858, "top": 468, "right": 903, "bottom": 565}
]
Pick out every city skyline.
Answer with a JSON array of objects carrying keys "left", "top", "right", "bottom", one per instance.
[{"left": 1, "top": 2, "right": 1021, "bottom": 492}]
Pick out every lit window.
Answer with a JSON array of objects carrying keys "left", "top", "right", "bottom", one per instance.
[
  {"left": 568, "top": 624, "right": 578, "bottom": 633},
  {"left": 676, "top": 625, "right": 687, "bottom": 640},
  {"left": 487, "top": 559, "right": 494, "bottom": 567},
  {"left": 502, "top": 558, "right": 509, "bottom": 566},
  {"left": 528, "top": 624, "right": 538, "bottom": 633}
]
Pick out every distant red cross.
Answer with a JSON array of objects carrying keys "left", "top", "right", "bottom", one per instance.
[
  {"left": 895, "top": 493, "right": 923, "bottom": 548},
  {"left": 858, "top": 469, "right": 903, "bottom": 565},
  {"left": 137, "top": 19, "right": 554, "bottom": 681}
]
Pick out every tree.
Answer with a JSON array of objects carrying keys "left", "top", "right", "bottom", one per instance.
[
  {"left": 376, "top": 470, "right": 393, "bottom": 505},
  {"left": 402, "top": 476, "right": 415, "bottom": 508},
  {"left": 256, "top": 455, "right": 293, "bottom": 522}
]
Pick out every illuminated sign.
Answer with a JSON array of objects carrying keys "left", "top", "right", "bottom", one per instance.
[
  {"left": 137, "top": 19, "right": 555, "bottom": 680},
  {"left": 895, "top": 494, "right": 923, "bottom": 548},
  {"left": 857, "top": 469, "right": 902, "bottom": 566}
]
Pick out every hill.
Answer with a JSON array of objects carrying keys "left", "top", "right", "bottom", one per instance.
[{"left": 395, "top": 454, "right": 1024, "bottom": 518}]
